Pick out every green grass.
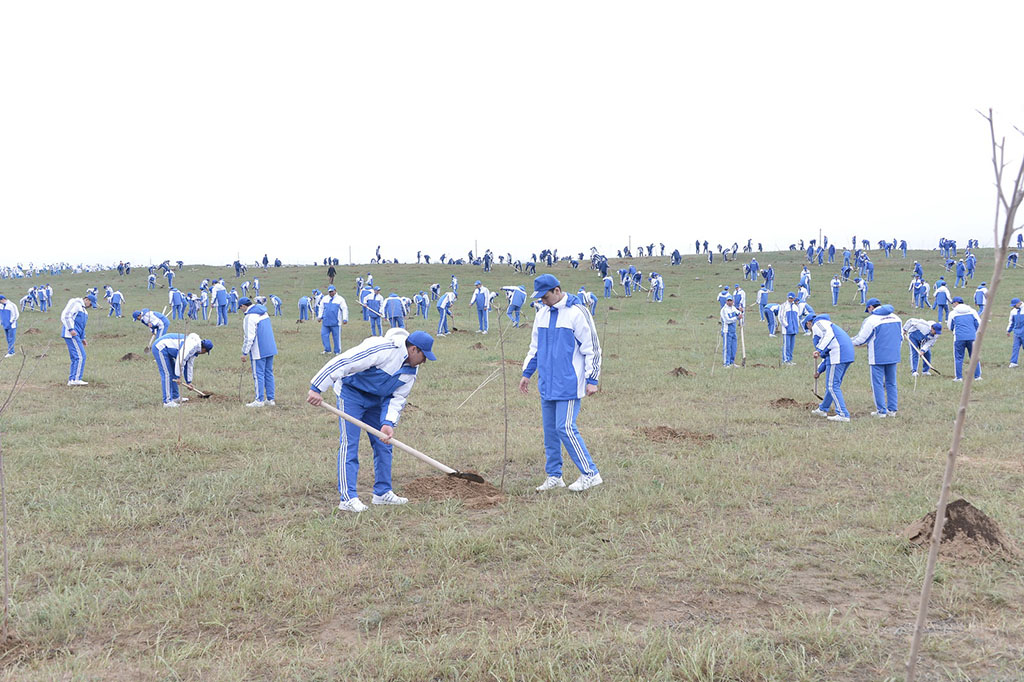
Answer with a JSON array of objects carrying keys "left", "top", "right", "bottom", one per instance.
[{"left": 1, "top": 250, "right": 1023, "bottom": 680}]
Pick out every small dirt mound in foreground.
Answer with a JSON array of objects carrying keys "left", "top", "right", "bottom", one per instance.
[
  {"left": 120, "top": 352, "right": 145, "bottom": 362},
  {"left": 667, "top": 319, "right": 678, "bottom": 325},
  {"left": 904, "top": 499, "right": 1018, "bottom": 561},
  {"left": 404, "top": 475, "right": 504, "bottom": 509},
  {"left": 23, "top": 329, "right": 41, "bottom": 335},
  {"left": 770, "top": 397, "right": 817, "bottom": 409},
  {"left": 470, "top": 342, "right": 485, "bottom": 349},
  {"left": 669, "top": 367, "right": 693, "bottom": 377},
  {"left": 641, "top": 426, "right": 714, "bottom": 443}
]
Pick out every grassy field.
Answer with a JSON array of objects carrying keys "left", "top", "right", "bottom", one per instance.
[{"left": 1, "top": 248, "right": 1023, "bottom": 681}]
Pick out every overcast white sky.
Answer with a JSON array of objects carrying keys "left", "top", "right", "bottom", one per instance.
[{"left": 2, "top": 1, "right": 1023, "bottom": 266}]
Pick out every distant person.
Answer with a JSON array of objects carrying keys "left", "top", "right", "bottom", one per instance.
[
  {"left": 239, "top": 297, "right": 277, "bottom": 407},
  {"left": 60, "top": 295, "right": 94, "bottom": 386}
]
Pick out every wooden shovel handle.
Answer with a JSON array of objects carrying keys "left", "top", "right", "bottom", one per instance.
[{"left": 318, "top": 401, "right": 456, "bottom": 475}]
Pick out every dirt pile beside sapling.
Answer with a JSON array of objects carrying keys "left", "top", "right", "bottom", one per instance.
[
  {"left": 120, "top": 352, "right": 145, "bottom": 361},
  {"left": 770, "top": 397, "right": 817, "bottom": 409},
  {"left": 404, "top": 474, "right": 504, "bottom": 509},
  {"left": 904, "top": 499, "right": 1018, "bottom": 561},
  {"left": 640, "top": 426, "right": 715, "bottom": 444},
  {"left": 669, "top": 367, "right": 693, "bottom": 377}
]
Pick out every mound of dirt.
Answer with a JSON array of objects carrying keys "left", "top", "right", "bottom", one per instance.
[
  {"left": 470, "top": 342, "right": 485, "bottom": 350},
  {"left": 751, "top": 363, "right": 772, "bottom": 368},
  {"left": 904, "top": 499, "right": 1018, "bottom": 561},
  {"left": 667, "top": 319, "right": 678, "bottom": 325},
  {"left": 403, "top": 474, "right": 504, "bottom": 509},
  {"left": 120, "top": 352, "right": 145, "bottom": 361},
  {"left": 94, "top": 332, "right": 125, "bottom": 339},
  {"left": 770, "top": 397, "right": 818, "bottom": 409},
  {"left": 608, "top": 306, "right": 618, "bottom": 311},
  {"left": 669, "top": 367, "right": 693, "bottom": 377},
  {"left": 642, "top": 426, "right": 714, "bottom": 443},
  {"left": 669, "top": 293, "right": 678, "bottom": 298},
  {"left": 23, "top": 329, "right": 41, "bottom": 335}
]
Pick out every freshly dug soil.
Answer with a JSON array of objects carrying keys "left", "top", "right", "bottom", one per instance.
[
  {"left": 23, "top": 329, "right": 41, "bottom": 335},
  {"left": 669, "top": 366, "right": 693, "bottom": 377},
  {"left": 770, "top": 397, "right": 817, "bottom": 409},
  {"left": 403, "top": 474, "right": 504, "bottom": 509},
  {"left": 120, "top": 352, "right": 145, "bottom": 361},
  {"left": 904, "top": 499, "right": 1018, "bottom": 561},
  {"left": 641, "top": 426, "right": 714, "bottom": 443},
  {"left": 470, "top": 342, "right": 485, "bottom": 349},
  {"left": 667, "top": 319, "right": 678, "bottom": 325}
]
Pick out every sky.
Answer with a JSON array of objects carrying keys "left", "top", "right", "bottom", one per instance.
[{"left": 2, "top": 1, "right": 1023, "bottom": 267}]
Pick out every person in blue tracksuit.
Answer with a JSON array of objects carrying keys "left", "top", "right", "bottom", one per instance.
[
  {"left": 0, "top": 294, "right": 19, "bottom": 357},
  {"left": 165, "top": 269, "right": 174, "bottom": 288},
  {"left": 211, "top": 280, "right": 229, "bottom": 325},
  {"left": 717, "top": 286, "right": 731, "bottom": 308},
  {"left": 578, "top": 287, "right": 598, "bottom": 315},
  {"left": 520, "top": 274, "right": 603, "bottom": 492},
  {"left": 902, "top": 318, "right": 942, "bottom": 375},
  {"left": 503, "top": 286, "right": 527, "bottom": 327},
  {"left": 779, "top": 292, "right": 804, "bottom": 364},
  {"left": 317, "top": 285, "right": 349, "bottom": 353},
  {"left": 764, "top": 302, "right": 779, "bottom": 336},
  {"left": 417, "top": 291, "right": 429, "bottom": 320},
  {"left": 133, "top": 308, "right": 171, "bottom": 349},
  {"left": 830, "top": 276, "right": 841, "bottom": 306},
  {"left": 153, "top": 332, "right": 213, "bottom": 406},
  {"left": 383, "top": 293, "right": 406, "bottom": 329},
  {"left": 147, "top": 273, "right": 156, "bottom": 290},
  {"left": 60, "top": 296, "right": 93, "bottom": 385},
  {"left": 603, "top": 275, "right": 613, "bottom": 298},
  {"left": 470, "top": 281, "right": 491, "bottom": 333},
  {"left": 933, "top": 280, "right": 951, "bottom": 322},
  {"left": 108, "top": 290, "right": 125, "bottom": 318},
  {"left": 365, "top": 287, "right": 384, "bottom": 336},
  {"left": 806, "top": 314, "right": 855, "bottom": 421},
  {"left": 228, "top": 288, "right": 239, "bottom": 313},
  {"left": 436, "top": 290, "right": 456, "bottom": 335},
  {"left": 948, "top": 297, "right": 982, "bottom": 380},
  {"left": 298, "top": 295, "right": 311, "bottom": 321},
  {"left": 720, "top": 297, "right": 741, "bottom": 367},
  {"left": 307, "top": 328, "right": 437, "bottom": 513},
  {"left": 954, "top": 259, "right": 967, "bottom": 288},
  {"left": 239, "top": 297, "right": 277, "bottom": 407},
  {"left": 851, "top": 298, "right": 903, "bottom": 416},
  {"left": 268, "top": 294, "right": 282, "bottom": 316},
  {"left": 765, "top": 264, "right": 775, "bottom": 291},
  {"left": 168, "top": 288, "right": 185, "bottom": 320},
  {"left": 1007, "top": 298, "right": 1024, "bottom": 367},
  {"left": 755, "top": 284, "right": 769, "bottom": 321},
  {"left": 973, "top": 283, "right": 987, "bottom": 313}
]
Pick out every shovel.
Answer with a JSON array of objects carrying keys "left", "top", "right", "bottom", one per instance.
[
  {"left": 318, "top": 402, "right": 485, "bottom": 483},
  {"left": 813, "top": 373, "right": 823, "bottom": 400},
  {"left": 739, "top": 318, "right": 747, "bottom": 367},
  {"left": 178, "top": 381, "right": 212, "bottom": 399}
]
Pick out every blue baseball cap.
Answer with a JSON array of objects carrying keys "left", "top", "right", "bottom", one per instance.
[
  {"left": 475, "top": 280, "right": 481, "bottom": 285},
  {"left": 952, "top": 296, "right": 964, "bottom": 304},
  {"left": 531, "top": 274, "right": 560, "bottom": 298},
  {"left": 786, "top": 291, "right": 796, "bottom": 298},
  {"left": 1012, "top": 298, "right": 1021, "bottom": 306},
  {"left": 864, "top": 297, "right": 881, "bottom": 312},
  {"left": 132, "top": 310, "right": 142, "bottom": 320},
  {"left": 327, "top": 285, "right": 336, "bottom": 291},
  {"left": 238, "top": 297, "right": 252, "bottom": 307},
  {"left": 407, "top": 330, "right": 437, "bottom": 361},
  {"left": 931, "top": 323, "right": 943, "bottom": 333},
  {"left": 201, "top": 339, "right": 214, "bottom": 352}
]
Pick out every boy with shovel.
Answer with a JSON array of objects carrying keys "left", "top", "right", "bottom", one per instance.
[{"left": 307, "top": 329, "right": 437, "bottom": 513}]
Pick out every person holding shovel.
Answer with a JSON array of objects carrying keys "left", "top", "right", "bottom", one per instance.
[
  {"left": 520, "top": 274, "right": 603, "bottom": 492},
  {"left": 60, "top": 294, "right": 93, "bottom": 386},
  {"left": 307, "top": 329, "right": 437, "bottom": 513},
  {"left": 806, "top": 314, "right": 855, "bottom": 422}
]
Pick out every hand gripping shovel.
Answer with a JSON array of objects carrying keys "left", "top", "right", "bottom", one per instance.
[{"left": 318, "top": 402, "right": 485, "bottom": 483}]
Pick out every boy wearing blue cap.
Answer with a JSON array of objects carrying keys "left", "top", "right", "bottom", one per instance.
[
  {"left": 1008, "top": 298, "right": 1024, "bottom": 367},
  {"left": 0, "top": 294, "right": 18, "bottom": 358},
  {"left": 852, "top": 299, "right": 903, "bottom": 416},
  {"left": 60, "top": 295, "right": 93, "bottom": 386},
  {"left": 307, "top": 329, "right": 437, "bottom": 512},
  {"left": 948, "top": 297, "right": 982, "bottom": 381},
  {"left": 778, "top": 292, "right": 804, "bottom": 364},
  {"left": 239, "top": 297, "right": 278, "bottom": 407},
  {"left": 520, "top": 275, "right": 603, "bottom": 492},
  {"left": 317, "top": 285, "right": 349, "bottom": 353},
  {"left": 470, "top": 281, "right": 491, "bottom": 333},
  {"left": 902, "top": 318, "right": 942, "bottom": 376},
  {"left": 806, "top": 314, "right": 855, "bottom": 422}
]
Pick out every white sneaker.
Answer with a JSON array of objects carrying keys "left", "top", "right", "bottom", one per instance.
[
  {"left": 535, "top": 476, "right": 565, "bottom": 491},
  {"left": 953, "top": 378, "right": 963, "bottom": 382},
  {"left": 265, "top": 399, "right": 275, "bottom": 406},
  {"left": 163, "top": 401, "right": 179, "bottom": 408},
  {"left": 870, "top": 411, "right": 887, "bottom": 418},
  {"left": 922, "top": 371, "right": 931, "bottom": 376},
  {"left": 911, "top": 371, "right": 919, "bottom": 377},
  {"left": 827, "top": 415, "right": 850, "bottom": 422},
  {"left": 67, "top": 379, "right": 88, "bottom": 386},
  {"left": 338, "top": 497, "right": 368, "bottom": 513},
  {"left": 246, "top": 400, "right": 265, "bottom": 408},
  {"left": 1010, "top": 363, "right": 1019, "bottom": 368},
  {"left": 568, "top": 473, "right": 603, "bottom": 491},
  {"left": 177, "top": 396, "right": 189, "bottom": 403},
  {"left": 3, "top": 353, "right": 13, "bottom": 358},
  {"left": 372, "top": 490, "right": 409, "bottom": 505},
  {"left": 810, "top": 408, "right": 828, "bottom": 417},
  {"left": 768, "top": 333, "right": 776, "bottom": 337}
]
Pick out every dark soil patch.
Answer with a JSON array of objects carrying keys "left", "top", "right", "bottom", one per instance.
[
  {"left": 751, "top": 363, "right": 771, "bottom": 368},
  {"left": 667, "top": 319, "right": 678, "bottom": 325},
  {"left": 470, "top": 342, "right": 486, "bottom": 350},
  {"left": 608, "top": 354, "right": 619, "bottom": 359},
  {"left": 770, "top": 397, "right": 818, "bottom": 409},
  {"left": 669, "top": 293, "right": 678, "bottom": 298},
  {"left": 706, "top": 315, "right": 714, "bottom": 319},
  {"left": 896, "top": 310, "right": 908, "bottom": 316},
  {"left": 608, "top": 306, "right": 618, "bottom": 311},
  {"left": 904, "top": 499, "right": 1018, "bottom": 561},
  {"left": 94, "top": 332, "right": 126, "bottom": 339},
  {"left": 200, "top": 393, "right": 234, "bottom": 404},
  {"left": 23, "top": 329, "right": 41, "bottom": 335},
  {"left": 120, "top": 352, "right": 145, "bottom": 362},
  {"left": 669, "top": 366, "right": 693, "bottom": 377},
  {"left": 642, "top": 426, "right": 714, "bottom": 443},
  {"left": 403, "top": 474, "right": 504, "bottom": 509}
]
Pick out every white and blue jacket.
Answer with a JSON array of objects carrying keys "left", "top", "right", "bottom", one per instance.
[
  {"left": 310, "top": 328, "right": 418, "bottom": 427},
  {"left": 850, "top": 304, "right": 902, "bottom": 364},
  {"left": 0, "top": 299, "right": 19, "bottom": 330},
  {"left": 140, "top": 309, "right": 170, "bottom": 336},
  {"left": 157, "top": 332, "right": 205, "bottom": 384},
  {"left": 503, "top": 286, "right": 527, "bottom": 308},
  {"left": 383, "top": 294, "right": 405, "bottom": 319},
  {"left": 903, "top": 318, "right": 941, "bottom": 352},
  {"left": 317, "top": 293, "right": 349, "bottom": 326},
  {"left": 779, "top": 300, "right": 805, "bottom": 335},
  {"left": 60, "top": 298, "right": 89, "bottom": 338},
  {"left": 1007, "top": 306, "right": 1024, "bottom": 336},
  {"left": 811, "top": 315, "right": 855, "bottom": 367},
  {"left": 522, "top": 293, "right": 601, "bottom": 401},
  {"left": 948, "top": 303, "right": 981, "bottom": 341},
  {"left": 470, "top": 286, "right": 490, "bottom": 310},
  {"left": 242, "top": 304, "right": 277, "bottom": 359}
]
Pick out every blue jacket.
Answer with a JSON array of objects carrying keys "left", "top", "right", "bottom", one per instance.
[
  {"left": 811, "top": 315, "right": 855, "bottom": 366},
  {"left": 850, "top": 304, "right": 902, "bottom": 364},
  {"left": 948, "top": 304, "right": 980, "bottom": 341},
  {"left": 242, "top": 304, "right": 277, "bottom": 359},
  {"left": 522, "top": 293, "right": 601, "bottom": 401},
  {"left": 383, "top": 295, "right": 405, "bottom": 319},
  {"left": 1008, "top": 307, "right": 1024, "bottom": 336}
]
